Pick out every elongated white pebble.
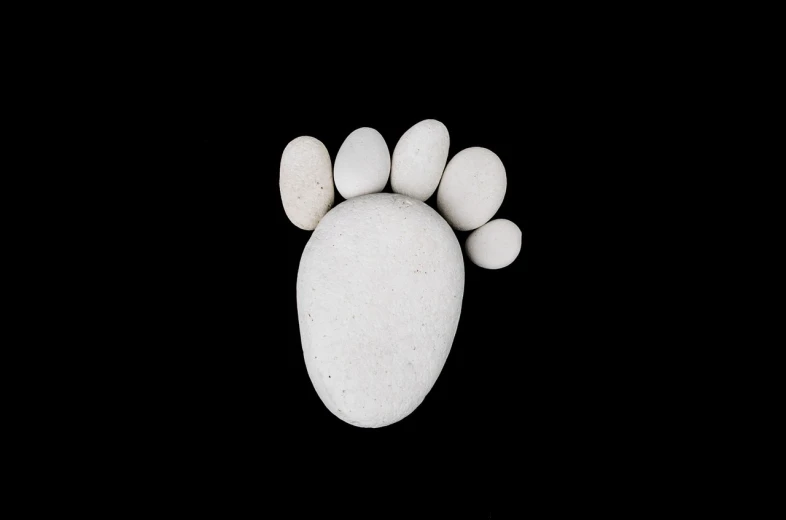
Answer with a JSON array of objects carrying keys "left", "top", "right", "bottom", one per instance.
[
  {"left": 334, "top": 127, "right": 390, "bottom": 199},
  {"left": 279, "top": 136, "right": 334, "bottom": 230},
  {"left": 465, "top": 219, "right": 521, "bottom": 269},
  {"left": 437, "top": 147, "right": 507, "bottom": 231},
  {"left": 390, "top": 119, "right": 450, "bottom": 201}
]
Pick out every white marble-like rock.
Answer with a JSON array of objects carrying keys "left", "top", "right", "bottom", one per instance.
[
  {"left": 437, "top": 147, "right": 507, "bottom": 231},
  {"left": 297, "top": 193, "right": 464, "bottom": 428},
  {"left": 390, "top": 119, "right": 450, "bottom": 201},
  {"left": 465, "top": 219, "right": 521, "bottom": 269},
  {"left": 279, "top": 136, "right": 334, "bottom": 230},
  {"left": 334, "top": 127, "right": 390, "bottom": 199}
]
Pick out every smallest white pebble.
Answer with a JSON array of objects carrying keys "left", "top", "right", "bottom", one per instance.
[{"left": 465, "top": 219, "right": 521, "bottom": 269}]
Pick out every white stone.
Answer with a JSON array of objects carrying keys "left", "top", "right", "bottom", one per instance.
[
  {"left": 279, "top": 136, "right": 334, "bottom": 230},
  {"left": 334, "top": 127, "right": 390, "bottom": 199},
  {"left": 390, "top": 119, "right": 450, "bottom": 201},
  {"left": 436, "top": 147, "right": 507, "bottom": 231},
  {"left": 465, "top": 219, "right": 521, "bottom": 269},
  {"left": 297, "top": 193, "right": 464, "bottom": 428}
]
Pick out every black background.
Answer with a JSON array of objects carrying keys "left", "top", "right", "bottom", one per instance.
[
  {"left": 112, "top": 62, "right": 615, "bottom": 511},
  {"left": 35, "top": 10, "right": 688, "bottom": 514}
]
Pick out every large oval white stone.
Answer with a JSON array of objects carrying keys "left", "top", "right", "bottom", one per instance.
[
  {"left": 279, "top": 136, "right": 334, "bottom": 230},
  {"left": 390, "top": 119, "right": 450, "bottom": 201},
  {"left": 334, "top": 127, "right": 390, "bottom": 199},
  {"left": 297, "top": 193, "right": 464, "bottom": 428},
  {"left": 437, "top": 147, "right": 507, "bottom": 231}
]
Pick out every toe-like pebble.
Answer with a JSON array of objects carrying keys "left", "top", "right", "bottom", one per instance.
[
  {"left": 391, "top": 119, "right": 450, "bottom": 201},
  {"left": 465, "top": 219, "right": 521, "bottom": 269},
  {"left": 280, "top": 136, "right": 334, "bottom": 230},
  {"left": 437, "top": 147, "right": 507, "bottom": 231},
  {"left": 334, "top": 127, "right": 390, "bottom": 199}
]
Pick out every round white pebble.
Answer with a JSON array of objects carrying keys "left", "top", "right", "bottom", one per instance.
[
  {"left": 390, "top": 119, "right": 450, "bottom": 201},
  {"left": 279, "top": 136, "right": 334, "bottom": 230},
  {"left": 465, "top": 219, "right": 522, "bottom": 269},
  {"left": 436, "top": 147, "right": 507, "bottom": 231},
  {"left": 297, "top": 193, "right": 464, "bottom": 428},
  {"left": 334, "top": 127, "right": 390, "bottom": 199}
]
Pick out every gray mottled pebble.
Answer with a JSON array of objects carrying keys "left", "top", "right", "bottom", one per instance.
[{"left": 280, "top": 136, "right": 334, "bottom": 230}]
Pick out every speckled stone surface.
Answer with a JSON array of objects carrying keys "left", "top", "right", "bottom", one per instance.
[
  {"left": 280, "top": 136, "right": 334, "bottom": 230},
  {"left": 297, "top": 193, "right": 464, "bottom": 427}
]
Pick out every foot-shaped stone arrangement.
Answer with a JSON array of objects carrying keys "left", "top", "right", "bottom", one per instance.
[{"left": 280, "top": 120, "right": 521, "bottom": 428}]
